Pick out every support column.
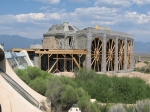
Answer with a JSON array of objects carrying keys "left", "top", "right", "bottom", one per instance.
[
  {"left": 115, "top": 36, "right": 118, "bottom": 72},
  {"left": 86, "top": 33, "right": 92, "bottom": 69},
  {"left": 131, "top": 39, "right": 134, "bottom": 70},
  {"left": 102, "top": 34, "right": 106, "bottom": 73},
  {"left": 64, "top": 35, "right": 67, "bottom": 49},
  {"left": 124, "top": 38, "right": 127, "bottom": 71}
]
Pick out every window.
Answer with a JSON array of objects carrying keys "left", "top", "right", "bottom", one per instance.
[{"left": 68, "top": 26, "right": 74, "bottom": 31}]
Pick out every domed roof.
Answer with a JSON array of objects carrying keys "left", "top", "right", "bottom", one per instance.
[
  {"left": 43, "top": 22, "right": 79, "bottom": 37},
  {"left": 49, "top": 22, "right": 79, "bottom": 32}
]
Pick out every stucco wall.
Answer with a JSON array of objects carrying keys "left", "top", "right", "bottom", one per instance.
[
  {"left": 42, "top": 36, "right": 58, "bottom": 49},
  {"left": 76, "top": 36, "right": 87, "bottom": 49}
]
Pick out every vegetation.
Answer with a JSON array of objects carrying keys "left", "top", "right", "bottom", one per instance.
[
  {"left": 74, "top": 68, "right": 150, "bottom": 104},
  {"left": 16, "top": 67, "right": 150, "bottom": 112},
  {"left": 15, "top": 66, "right": 50, "bottom": 95}
]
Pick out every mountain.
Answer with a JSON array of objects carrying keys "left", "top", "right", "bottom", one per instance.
[
  {"left": 0, "top": 35, "right": 150, "bottom": 53},
  {"left": 0, "top": 35, "right": 42, "bottom": 51},
  {"left": 134, "top": 41, "right": 150, "bottom": 53}
]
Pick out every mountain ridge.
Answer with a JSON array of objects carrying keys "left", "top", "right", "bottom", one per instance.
[{"left": 0, "top": 35, "right": 42, "bottom": 51}]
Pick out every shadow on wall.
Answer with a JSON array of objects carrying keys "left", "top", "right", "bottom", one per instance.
[
  {"left": 0, "top": 104, "right": 2, "bottom": 112},
  {"left": 0, "top": 48, "right": 6, "bottom": 72}
]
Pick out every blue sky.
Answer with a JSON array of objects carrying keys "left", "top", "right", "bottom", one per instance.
[{"left": 0, "top": 0, "right": 150, "bottom": 42}]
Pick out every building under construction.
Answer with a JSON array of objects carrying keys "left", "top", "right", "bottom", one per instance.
[{"left": 12, "top": 22, "right": 134, "bottom": 73}]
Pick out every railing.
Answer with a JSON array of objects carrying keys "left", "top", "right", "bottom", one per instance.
[{"left": 0, "top": 68, "right": 41, "bottom": 109}]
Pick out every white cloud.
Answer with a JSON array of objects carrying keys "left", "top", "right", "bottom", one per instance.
[
  {"left": 34, "top": 0, "right": 60, "bottom": 4},
  {"left": 95, "top": 0, "right": 150, "bottom": 7},
  {"left": 0, "top": 6, "right": 150, "bottom": 41},
  {"left": 15, "top": 13, "right": 45, "bottom": 22},
  {"left": 125, "top": 11, "right": 150, "bottom": 24},
  {"left": 95, "top": 0, "right": 131, "bottom": 7},
  {"left": 5, "top": 13, "right": 61, "bottom": 23},
  {"left": 40, "top": 6, "right": 50, "bottom": 10},
  {"left": 132, "top": 0, "right": 150, "bottom": 5}
]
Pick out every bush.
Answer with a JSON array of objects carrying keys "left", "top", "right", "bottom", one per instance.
[
  {"left": 15, "top": 68, "right": 31, "bottom": 84},
  {"left": 74, "top": 68, "right": 150, "bottom": 104},
  {"left": 45, "top": 76, "right": 77, "bottom": 111},
  {"left": 15, "top": 66, "right": 51, "bottom": 84},
  {"left": 28, "top": 77, "right": 47, "bottom": 95}
]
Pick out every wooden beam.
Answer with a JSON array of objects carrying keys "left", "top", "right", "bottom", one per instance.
[
  {"left": 35, "top": 50, "right": 87, "bottom": 54},
  {"left": 47, "top": 60, "right": 58, "bottom": 73},
  {"left": 73, "top": 58, "right": 80, "bottom": 69},
  {"left": 47, "top": 54, "right": 52, "bottom": 72}
]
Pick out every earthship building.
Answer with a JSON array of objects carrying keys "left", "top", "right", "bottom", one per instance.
[{"left": 12, "top": 22, "right": 134, "bottom": 73}]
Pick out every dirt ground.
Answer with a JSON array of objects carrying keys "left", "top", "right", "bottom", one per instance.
[{"left": 135, "top": 62, "right": 147, "bottom": 68}]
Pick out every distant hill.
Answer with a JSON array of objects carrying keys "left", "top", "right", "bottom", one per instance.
[
  {"left": 0, "top": 35, "right": 150, "bottom": 53},
  {"left": 0, "top": 35, "right": 42, "bottom": 51},
  {"left": 134, "top": 41, "right": 150, "bottom": 53}
]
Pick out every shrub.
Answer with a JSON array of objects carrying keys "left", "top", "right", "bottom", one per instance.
[
  {"left": 45, "top": 76, "right": 78, "bottom": 111},
  {"left": 15, "top": 68, "right": 31, "bottom": 84},
  {"left": 15, "top": 66, "right": 51, "bottom": 84},
  {"left": 28, "top": 77, "right": 47, "bottom": 95},
  {"left": 74, "top": 68, "right": 150, "bottom": 104}
]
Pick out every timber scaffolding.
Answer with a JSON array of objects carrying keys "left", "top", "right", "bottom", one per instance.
[{"left": 11, "top": 48, "right": 87, "bottom": 73}]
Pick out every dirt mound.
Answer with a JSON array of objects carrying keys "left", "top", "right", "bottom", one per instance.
[
  {"left": 117, "top": 71, "right": 150, "bottom": 84},
  {"left": 135, "top": 62, "right": 147, "bottom": 68},
  {"left": 54, "top": 72, "right": 74, "bottom": 77},
  {"left": 55, "top": 71, "right": 150, "bottom": 85}
]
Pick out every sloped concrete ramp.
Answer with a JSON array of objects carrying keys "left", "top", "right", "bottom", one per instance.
[
  {"left": 0, "top": 47, "right": 47, "bottom": 112},
  {"left": 0, "top": 75, "right": 42, "bottom": 112}
]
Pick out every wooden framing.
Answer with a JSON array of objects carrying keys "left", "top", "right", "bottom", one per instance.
[{"left": 35, "top": 50, "right": 87, "bottom": 73}]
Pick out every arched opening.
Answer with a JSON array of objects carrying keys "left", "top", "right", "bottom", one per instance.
[
  {"left": 118, "top": 40, "right": 125, "bottom": 70},
  {"left": 91, "top": 38, "right": 102, "bottom": 72},
  {"left": 106, "top": 39, "right": 115, "bottom": 71},
  {"left": 66, "top": 36, "right": 74, "bottom": 49},
  {"left": 69, "top": 37, "right": 72, "bottom": 46}
]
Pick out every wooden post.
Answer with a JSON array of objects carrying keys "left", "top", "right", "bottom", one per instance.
[
  {"left": 72, "top": 54, "right": 74, "bottom": 71},
  {"left": 64, "top": 54, "right": 66, "bottom": 71},
  {"left": 47, "top": 54, "right": 52, "bottom": 71},
  {"left": 39, "top": 54, "right": 43, "bottom": 69}
]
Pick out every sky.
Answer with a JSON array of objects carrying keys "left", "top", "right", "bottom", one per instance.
[{"left": 0, "top": 0, "right": 150, "bottom": 42}]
